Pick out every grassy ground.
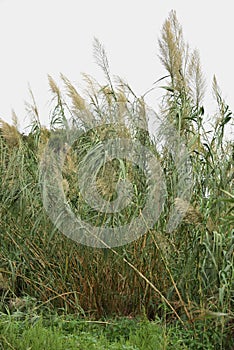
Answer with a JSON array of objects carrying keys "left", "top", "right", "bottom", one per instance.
[{"left": 1, "top": 306, "right": 231, "bottom": 350}]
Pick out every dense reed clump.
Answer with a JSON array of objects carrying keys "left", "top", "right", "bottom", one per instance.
[{"left": 0, "top": 10, "right": 233, "bottom": 349}]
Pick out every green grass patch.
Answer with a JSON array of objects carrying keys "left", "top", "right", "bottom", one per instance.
[{"left": 0, "top": 311, "right": 232, "bottom": 349}]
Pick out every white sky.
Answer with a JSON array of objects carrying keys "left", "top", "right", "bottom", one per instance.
[{"left": 0, "top": 0, "right": 233, "bottom": 138}]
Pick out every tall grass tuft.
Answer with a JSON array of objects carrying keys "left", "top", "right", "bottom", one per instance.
[{"left": 0, "top": 11, "right": 233, "bottom": 349}]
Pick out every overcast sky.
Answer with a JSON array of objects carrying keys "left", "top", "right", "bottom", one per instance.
[{"left": 0, "top": 0, "right": 233, "bottom": 138}]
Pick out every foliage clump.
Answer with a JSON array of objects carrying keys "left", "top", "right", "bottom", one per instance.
[{"left": 0, "top": 10, "right": 233, "bottom": 349}]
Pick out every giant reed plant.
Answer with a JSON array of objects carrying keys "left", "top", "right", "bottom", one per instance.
[{"left": 0, "top": 10, "right": 233, "bottom": 349}]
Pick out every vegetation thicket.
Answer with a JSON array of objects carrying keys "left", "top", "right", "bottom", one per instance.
[{"left": 0, "top": 10, "right": 233, "bottom": 349}]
